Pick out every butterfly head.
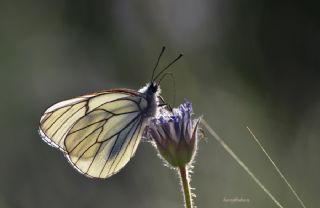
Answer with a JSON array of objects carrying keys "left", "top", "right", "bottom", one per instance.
[
  {"left": 139, "top": 82, "right": 160, "bottom": 97},
  {"left": 149, "top": 82, "right": 159, "bottom": 94}
]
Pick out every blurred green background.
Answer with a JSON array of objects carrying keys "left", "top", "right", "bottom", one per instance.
[{"left": 0, "top": 0, "right": 319, "bottom": 207}]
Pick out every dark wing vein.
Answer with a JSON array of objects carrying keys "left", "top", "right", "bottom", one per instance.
[
  {"left": 85, "top": 142, "right": 103, "bottom": 174},
  {"left": 108, "top": 118, "right": 143, "bottom": 175},
  {"left": 43, "top": 106, "right": 72, "bottom": 131},
  {"left": 83, "top": 125, "right": 107, "bottom": 173},
  {"left": 97, "top": 113, "right": 141, "bottom": 143},
  {"left": 94, "top": 97, "right": 143, "bottom": 111},
  {"left": 44, "top": 97, "right": 88, "bottom": 114},
  {"left": 98, "top": 115, "right": 142, "bottom": 178},
  {"left": 69, "top": 124, "right": 105, "bottom": 154},
  {"left": 40, "top": 112, "right": 53, "bottom": 124},
  {"left": 130, "top": 122, "right": 144, "bottom": 157},
  {"left": 73, "top": 127, "right": 104, "bottom": 164},
  {"left": 53, "top": 106, "right": 86, "bottom": 143},
  {"left": 68, "top": 119, "right": 107, "bottom": 135},
  {"left": 67, "top": 109, "right": 139, "bottom": 137}
]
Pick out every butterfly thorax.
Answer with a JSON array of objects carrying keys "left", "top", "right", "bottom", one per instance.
[{"left": 139, "top": 82, "right": 160, "bottom": 118}]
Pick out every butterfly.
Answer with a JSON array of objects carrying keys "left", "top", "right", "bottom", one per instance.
[{"left": 39, "top": 47, "right": 182, "bottom": 179}]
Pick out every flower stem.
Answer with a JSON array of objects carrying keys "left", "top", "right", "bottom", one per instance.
[{"left": 178, "top": 166, "right": 193, "bottom": 208}]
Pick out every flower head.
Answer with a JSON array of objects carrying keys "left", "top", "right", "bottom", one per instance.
[{"left": 147, "top": 101, "right": 199, "bottom": 167}]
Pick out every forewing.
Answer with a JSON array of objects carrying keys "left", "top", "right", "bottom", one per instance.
[
  {"left": 39, "top": 97, "right": 89, "bottom": 150},
  {"left": 39, "top": 91, "right": 136, "bottom": 151}
]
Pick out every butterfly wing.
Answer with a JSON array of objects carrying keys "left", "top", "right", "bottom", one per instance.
[{"left": 39, "top": 89, "right": 149, "bottom": 179}]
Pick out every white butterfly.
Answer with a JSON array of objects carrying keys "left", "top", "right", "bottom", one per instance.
[{"left": 39, "top": 47, "right": 182, "bottom": 179}]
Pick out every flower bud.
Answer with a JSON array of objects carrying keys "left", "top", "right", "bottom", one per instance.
[{"left": 147, "top": 101, "right": 199, "bottom": 167}]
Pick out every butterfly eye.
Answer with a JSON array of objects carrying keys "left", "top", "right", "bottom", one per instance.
[{"left": 151, "top": 83, "right": 158, "bottom": 92}]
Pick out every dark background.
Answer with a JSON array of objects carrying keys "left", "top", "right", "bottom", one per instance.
[{"left": 0, "top": 0, "right": 319, "bottom": 207}]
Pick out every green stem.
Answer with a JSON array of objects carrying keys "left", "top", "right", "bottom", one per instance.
[{"left": 178, "top": 166, "right": 193, "bottom": 208}]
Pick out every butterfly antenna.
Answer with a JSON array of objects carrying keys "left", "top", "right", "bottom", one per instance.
[
  {"left": 153, "top": 53, "right": 183, "bottom": 82},
  {"left": 151, "top": 46, "right": 166, "bottom": 82}
]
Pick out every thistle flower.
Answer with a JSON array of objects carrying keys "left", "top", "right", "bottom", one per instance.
[
  {"left": 147, "top": 101, "right": 200, "bottom": 208},
  {"left": 147, "top": 101, "right": 200, "bottom": 167}
]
